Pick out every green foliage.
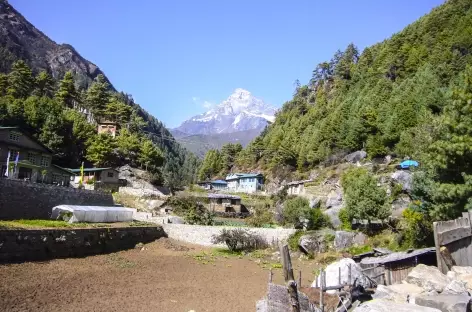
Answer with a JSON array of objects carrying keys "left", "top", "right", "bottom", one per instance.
[
  {"left": 344, "top": 245, "right": 372, "bottom": 256},
  {"left": 287, "top": 230, "right": 305, "bottom": 251},
  {"left": 211, "top": 228, "right": 268, "bottom": 252},
  {"left": 400, "top": 208, "right": 434, "bottom": 248},
  {"left": 138, "top": 139, "right": 164, "bottom": 173},
  {"left": 198, "top": 149, "right": 223, "bottom": 180},
  {"left": 246, "top": 205, "right": 274, "bottom": 228},
  {"left": 55, "top": 71, "right": 77, "bottom": 107},
  {"left": 167, "top": 196, "right": 215, "bottom": 225},
  {"left": 338, "top": 208, "right": 351, "bottom": 230},
  {"left": 86, "top": 133, "right": 117, "bottom": 166},
  {"left": 7, "top": 60, "right": 33, "bottom": 98},
  {"left": 341, "top": 168, "right": 390, "bottom": 222},
  {"left": 86, "top": 74, "right": 111, "bottom": 116},
  {"left": 282, "top": 197, "right": 330, "bottom": 230}
]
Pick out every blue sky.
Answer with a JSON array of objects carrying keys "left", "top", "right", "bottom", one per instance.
[{"left": 12, "top": 0, "right": 444, "bottom": 128}]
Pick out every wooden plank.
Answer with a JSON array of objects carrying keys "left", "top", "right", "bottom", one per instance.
[
  {"left": 280, "top": 244, "right": 300, "bottom": 312},
  {"left": 438, "top": 226, "right": 471, "bottom": 245},
  {"left": 440, "top": 246, "right": 456, "bottom": 270},
  {"left": 434, "top": 222, "right": 446, "bottom": 274}
]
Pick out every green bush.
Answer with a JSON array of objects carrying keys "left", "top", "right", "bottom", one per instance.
[
  {"left": 391, "top": 183, "right": 404, "bottom": 200},
  {"left": 344, "top": 245, "right": 372, "bottom": 256},
  {"left": 211, "top": 228, "right": 268, "bottom": 252},
  {"left": 246, "top": 205, "right": 274, "bottom": 228},
  {"left": 400, "top": 208, "right": 434, "bottom": 248},
  {"left": 167, "top": 196, "right": 215, "bottom": 226},
  {"left": 288, "top": 230, "right": 305, "bottom": 251},
  {"left": 282, "top": 197, "right": 330, "bottom": 230},
  {"left": 338, "top": 208, "right": 351, "bottom": 230},
  {"left": 341, "top": 168, "right": 390, "bottom": 222},
  {"left": 311, "top": 208, "right": 332, "bottom": 230}
]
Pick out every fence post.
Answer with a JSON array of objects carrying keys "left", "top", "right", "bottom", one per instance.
[
  {"left": 280, "top": 244, "right": 300, "bottom": 312},
  {"left": 320, "top": 269, "right": 324, "bottom": 312},
  {"left": 348, "top": 264, "right": 352, "bottom": 285}
]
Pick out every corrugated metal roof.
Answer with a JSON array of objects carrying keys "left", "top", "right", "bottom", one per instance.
[
  {"left": 287, "top": 179, "right": 313, "bottom": 186},
  {"left": 207, "top": 193, "right": 241, "bottom": 199},
  {"left": 226, "top": 173, "right": 263, "bottom": 180},
  {"left": 360, "top": 247, "right": 435, "bottom": 265},
  {"left": 212, "top": 180, "right": 228, "bottom": 184},
  {"left": 68, "top": 167, "right": 115, "bottom": 173}
]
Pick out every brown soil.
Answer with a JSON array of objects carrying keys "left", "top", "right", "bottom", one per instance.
[{"left": 0, "top": 238, "right": 319, "bottom": 312}]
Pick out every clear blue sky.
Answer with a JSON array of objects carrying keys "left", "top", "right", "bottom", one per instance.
[{"left": 11, "top": 0, "right": 444, "bottom": 128}]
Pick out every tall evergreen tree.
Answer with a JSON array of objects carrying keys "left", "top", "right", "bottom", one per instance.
[
  {"left": 56, "top": 72, "right": 77, "bottom": 107},
  {"left": 86, "top": 74, "right": 111, "bottom": 117},
  {"left": 34, "top": 71, "right": 55, "bottom": 97},
  {"left": 7, "top": 60, "right": 34, "bottom": 98}
]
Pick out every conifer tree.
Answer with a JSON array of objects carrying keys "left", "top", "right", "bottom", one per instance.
[
  {"left": 7, "top": 60, "right": 34, "bottom": 98},
  {"left": 56, "top": 72, "right": 77, "bottom": 107},
  {"left": 34, "top": 71, "right": 55, "bottom": 97}
]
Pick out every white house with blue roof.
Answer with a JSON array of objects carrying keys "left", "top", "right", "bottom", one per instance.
[{"left": 225, "top": 173, "right": 264, "bottom": 193}]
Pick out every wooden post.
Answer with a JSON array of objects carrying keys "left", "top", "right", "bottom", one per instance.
[
  {"left": 299, "top": 270, "right": 302, "bottom": 288},
  {"left": 280, "top": 244, "right": 300, "bottom": 312},
  {"left": 269, "top": 268, "right": 273, "bottom": 283},
  {"left": 440, "top": 246, "right": 456, "bottom": 270},
  {"left": 338, "top": 267, "right": 341, "bottom": 285},
  {"left": 320, "top": 269, "right": 325, "bottom": 312},
  {"left": 433, "top": 221, "right": 445, "bottom": 273}
]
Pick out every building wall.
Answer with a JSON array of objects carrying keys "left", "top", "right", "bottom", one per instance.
[
  {"left": 0, "top": 179, "right": 114, "bottom": 220},
  {"left": 0, "top": 129, "right": 50, "bottom": 153},
  {"left": 99, "top": 169, "right": 119, "bottom": 183},
  {"left": 287, "top": 184, "right": 305, "bottom": 196},
  {"left": 0, "top": 226, "right": 165, "bottom": 263},
  {"left": 208, "top": 198, "right": 242, "bottom": 213}
]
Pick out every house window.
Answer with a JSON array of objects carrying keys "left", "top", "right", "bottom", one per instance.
[
  {"left": 40, "top": 156, "right": 49, "bottom": 167},
  {"left": 107, "top": 172, "right": 114, "bottom": 178},
  {"left": 9, "top": 131, "right": 20, "bottom": 141},
  {"left": 28, "top": 152, "right": 36, "bottom": 164}
]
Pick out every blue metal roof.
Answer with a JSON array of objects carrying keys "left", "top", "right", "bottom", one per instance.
[
  {"left": 212, "top": 180, "right": 228, "bottom": 185},
  {"left": 226, "top": 173, "right": 263, "bottom": 180},
  {"left": 400, "top": 160, "right": 419, "bottom": 168}
]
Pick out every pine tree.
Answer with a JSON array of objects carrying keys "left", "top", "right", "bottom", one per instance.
[
  {"left": 7, "top": 60, "right": 34, "bottom": 98},
  {"left": 56, "top": 72, "right": 77, "bottom": 107},
  {"left": 116, "top": 128, "right": 141, "bottom": 165},
  {"left": 86, "top": 74, "right": 111, "bottom": 117},
  {"left": 34, "top": 71, "right": 55, "bottom": 97},
  {"left": 138, "top": 139, "right": 164, "bottom": 172},
  {"left": 0, "top": 73, "right": 8, "bottom": 96},
  {"left": 103, "top": 97, "right": 132, "bottom": 124},
  {"left": 86, "top": 133, "right": 117, "bottom": 166}
]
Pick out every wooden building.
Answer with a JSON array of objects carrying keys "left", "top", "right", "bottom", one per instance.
[
  {"left": 359, "top": 247, "right": 436, "bottom": 285},
  {"left": 286, "top": 179, "right": 313, "bottom": 196},
  {"left": 207, "top": 193, "right": 245, "bottom": 213}
]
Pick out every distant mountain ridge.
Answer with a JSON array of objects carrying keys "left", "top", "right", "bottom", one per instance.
[
  {"left": 0, "top": 0, "right": 113, "bottom": 89},
  {"left": 172, "top": 88, "right": 276, "bottom": 157}
]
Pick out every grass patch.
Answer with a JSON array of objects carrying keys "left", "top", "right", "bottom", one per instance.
[
  {"left": 344, "top": 245, "right": 372, "bottom": 256},
  {"left": 0, "top": 220, "right": 155, "bottom": 230},
  {"left": 314, "top": 251, "right": 340, "bottom": 267}
]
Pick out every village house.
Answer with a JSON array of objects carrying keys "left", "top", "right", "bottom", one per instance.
[
  {"left": 97, "top": 119, "right": 119, "bottom": 138},
  {"left": 197, "top": 179, "right": 228, "bottom": 191},
  {"left": 0, "top": 127, "right": 73, "bottom": 186},
  {"left": 225, "top": 173, "right": 264, "bottom": 194},
  {"left": 69, "top": 167, "right": 121, "bottom": 191},
  {"left": 286, "top": 179, "right": 313, "bottom": 196},
  {"left": 207, "top": 193, "right": 247, "bottom": 213}
]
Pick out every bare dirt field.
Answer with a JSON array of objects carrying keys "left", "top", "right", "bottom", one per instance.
[{"left": 0, "top": 238, "right": 319, "bottom": 312}]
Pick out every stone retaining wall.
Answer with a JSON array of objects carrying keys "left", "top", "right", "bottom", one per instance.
[
  {"left": 0, "top": 226, "right": 166, "bottom": 263},
  {"left": 162, "top": 223, "right": 296, "bottom": 247},
  {"left": 0, "top": 179, "right": 114, "bottom": 220}
]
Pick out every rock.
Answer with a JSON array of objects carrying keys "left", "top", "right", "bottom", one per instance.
[
  {"left": 299, "top": 231, "right": 334, "bottom": 254},
  {"left": 451, "top": 274, "right": 472, "bottom": 293},
  {"left": 353, "top": 299, "right": 441, "bottom": 312},
  {"left": 168, "top": 216, "right": 185, "bottom": 224},
  {"left": 310, "top": 197, "right": 321, "bottom": 209},
  {"left": 452, "top": 267, "right": 472, "bottom": 275},
  {"left": 334, "top": 231, "right": 367, "bottom": 251},
  {"left": 372, "top": 283, "right": 424, "bottom": 304},
  {"left": 443, "top": 280, "right": 469, "bottom": 296},
  {"left": 135, "top": 242, "right": 144, "bottom": 249},
  {"left": 415, "top": 294, "right": 471, "bottom": 312},
  {"left": 324, "top": 206, "right": 342, "bottom": 228},
  {"left": 406, "top": 264, "right": 451, "bottom": 293},
  {"left": 391, "top": 171, "right": 413, "bottom": 192},
  {"left": 392, "top": 195, "right": 412, "bottom": 217},
  {"left": 312, "top": 258, "right": 364, "bottom": 293},
  {"left": 447, "top": 271, "right": 458, "bottom": 280},
  {"left": 326, "top": 189, "right": 343, "bottom": 209},
  {"left": 256, "top": 299, "right": 268, "bottom": 312},
  {"left": 345, "top": 151, "right": 367, "bottom": 163}
]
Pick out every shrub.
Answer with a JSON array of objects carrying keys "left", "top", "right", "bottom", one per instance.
[
  {"left": 246, "top": 205, "right": 274, "bottom": 228},
  {"left": 288, "top": 230, "right": 305, "bottom": 251},
  {"left": 311, "top": 208, "right": 332, "bottom": 230},
  {"left": 338, "top": 208, "right": 351, "bottom": 230},
  {"left": 400, "top": 208, "right": 433, "bottom": 248},
  {"left": 282, "top": 197, "right": 310, "bottom": 227},
  {"left": 341, "top": 168, "right": 390, "bottom": 222},
  {"left": 212, "top": 228, "right": 268, "bottom": 252},
  {"left": 167, "top": 196, "right": 215, "bottom": 225}
]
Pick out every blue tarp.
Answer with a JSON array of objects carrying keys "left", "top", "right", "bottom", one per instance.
[{"left": 400, "top": 160, "right": 419, "bottom": 169}]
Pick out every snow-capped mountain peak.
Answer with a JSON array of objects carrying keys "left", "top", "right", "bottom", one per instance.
[{"left": 174, "top": 89, "right": 277, "bottom": 135}]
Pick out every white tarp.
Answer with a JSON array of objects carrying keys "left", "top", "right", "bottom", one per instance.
[{"left": 51, "top": 205, "right": 137, "bottom": 223}]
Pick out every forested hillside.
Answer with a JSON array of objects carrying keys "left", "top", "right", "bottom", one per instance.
[
  {"left": 0, "top": 61, "right": 199, "bottom": 189},
  {"left": 199, "top": 0, "right": 472, "bottom": 219}
]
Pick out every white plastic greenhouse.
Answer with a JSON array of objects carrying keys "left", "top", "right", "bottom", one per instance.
[{"left": 51, "top": 205, "right": 137, "bottom": 223}]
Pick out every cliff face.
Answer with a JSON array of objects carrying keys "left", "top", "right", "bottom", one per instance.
[{"left": 0, "top": 0, "right": 113, "bottom": 89}]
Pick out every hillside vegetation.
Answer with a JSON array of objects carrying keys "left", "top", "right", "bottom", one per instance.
[
  {"left": 199, "top": 0, "right": 472, "bottom": 220},
  {"left": 0, "top": 62, "right": 199, "bottom": 190}
]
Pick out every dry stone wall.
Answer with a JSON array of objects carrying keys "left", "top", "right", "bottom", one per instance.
[
  {"left": 0, "top": 226, "right": 166, "bottom": 263},
  {"left": 0, "top": 179, "right": 114, "bottom": 220}
]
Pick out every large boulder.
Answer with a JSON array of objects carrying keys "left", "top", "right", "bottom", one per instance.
[
  {"left": 312, "top": 258, "right": 363, "bottom": 293},
  {"left": 326, "top": 189, "right": 343, "bottom": 208},
  {"left": 415, "top": 294, "right": 471, "bottom": 312},
  {"left": 391, "top": 170, "right": 413, "bottom": 192},
  {"left": 452, "top": 267, "right": 472, "bottom": 275},
  {"left": 299, "top": 230, "right": 334, "bottom": 254},
  {"left": 372, "top": 283, "right": 425, "bottom": 304},
  {"left": 443, "top": 280, "right": 469, "bottom": 296},
  {"left": 353, "top": 299, "right": 441, "bottom": 312},
  {"left": 309, "top": 197, "right": 321, "bottom": 209},
  {"left": 345, "top": 151, "right": 367, "bottom": 163},
  {"left": 334, "top": 231, "right": 367, "bottom": 251},
  {"left": 391, "top": 195, "right": 412, "bottom": 217},
  {"left": 324, "top": 205, "right": 342, "bottom": 228},
  {"left": 406, "top": 264, "right": 451, "bottom": 293}
]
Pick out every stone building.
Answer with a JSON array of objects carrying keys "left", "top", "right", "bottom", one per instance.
[{"left": 207, "top": 193, "right": 245, "bottom": 213}]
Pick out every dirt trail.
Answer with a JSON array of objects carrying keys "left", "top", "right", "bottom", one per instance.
[{"left": 0, "top": 238, "right": 317, "bottom": 312}]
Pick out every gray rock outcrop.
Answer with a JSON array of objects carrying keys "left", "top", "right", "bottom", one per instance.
[
  {"left": 326, "top": 189, "right": 343, "bottom": 208},
  {"left": 354, "top": 299, "right": 441, "bottom": 312},
  {"left": 391, "top": 170, "right": 413, "bottom": 192},
  {"left": 298, "top": 230, "right": 335, "bottom": 254},
  {"left": 312, "top": 258, "right": 364, "bottom": 293},
  {"left": 406, "top": 264, "right": 451, "bottom": 293},
  {"left": 443, "top": 280, "right": 469, "bottom": 296},
  {"left": 334, "top": 231, "right": 367, "bottom": 251},
  {"left": 324, "top": 205, "right": 342, "bottom": 228},
  {"left": 415, "top": 294, "right": 471, "bottom": 312},
  {"left": 310, "top": 197, "right": 321, "bottom": 209},
  {"left": 345, "top": 151, "right": 367, "bottom": 163},
  {"left": 373, "top": 283, "right": 425, "bottom": 304},
  {"left": 392, "top": 195, "right": 412, "bottom": 217}
]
